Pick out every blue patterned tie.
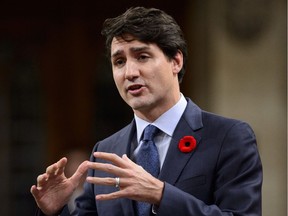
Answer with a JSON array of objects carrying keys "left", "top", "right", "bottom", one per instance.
[{"left": 135, "top": 125, "right": 160, "bottom": 216}]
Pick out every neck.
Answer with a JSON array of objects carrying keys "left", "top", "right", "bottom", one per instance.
[{"left": 134, "top": 93, "right": 181, "bottom": 122}]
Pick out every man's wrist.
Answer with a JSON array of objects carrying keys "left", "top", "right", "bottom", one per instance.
[{"left": 153, "top": 180, "right": 164, "bottom": 205}]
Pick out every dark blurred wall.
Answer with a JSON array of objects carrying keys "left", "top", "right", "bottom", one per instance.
[{"left": 0, "top": 1, "right": 190, "bottom": 215}]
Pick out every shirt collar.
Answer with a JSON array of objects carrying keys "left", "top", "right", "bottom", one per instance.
[{"left": 134, "top": 94, "right": 187, "bottom": 143}]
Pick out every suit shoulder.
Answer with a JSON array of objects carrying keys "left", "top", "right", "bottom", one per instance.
[
  {"left": 100, "top": 123, "right": 133, "bottom": 143},
  {"left": 201, "top": 110, "right": 254, "bottom": 135},
  {"left": 91, "top": 121, "right": 135, "bottom": 153},
  {"left": 202, "top": 110, "right": 243, "bottom": 125}
]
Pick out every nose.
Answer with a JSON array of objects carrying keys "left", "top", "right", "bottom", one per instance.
[{"left": 124, "top": 61, "right": 139, "bottom": 80}]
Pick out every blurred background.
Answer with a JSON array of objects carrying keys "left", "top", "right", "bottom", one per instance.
[{"left": 0, "top": 0, "right": 286, "bottom": 215}]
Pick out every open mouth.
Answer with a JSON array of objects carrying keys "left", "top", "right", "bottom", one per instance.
[
  {"left": 128, "top": 84, "right": 143, "bottom": 91},
  {"left": 127, "top": 84, "right": 145, "bottom": 95}
]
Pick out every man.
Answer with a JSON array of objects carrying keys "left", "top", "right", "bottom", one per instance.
[{"left": 31, "top": 7, "right": 262, "bottom": 216}]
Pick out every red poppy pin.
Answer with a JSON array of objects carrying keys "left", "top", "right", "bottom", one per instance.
[{"left": 178, "top": 136, "right": 197, "bottom": 153}]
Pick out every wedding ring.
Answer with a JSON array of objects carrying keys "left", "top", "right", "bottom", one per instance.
[{"left": 115, "top": 177, "right": 120, "bottom": 188}]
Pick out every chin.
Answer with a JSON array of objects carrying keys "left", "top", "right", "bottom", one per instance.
[
  {"left": 129, "top": 101, "right": 149, "bottom": 111},
  {"left": 127, "top": 95, "right": 155, "bottom": 111}
]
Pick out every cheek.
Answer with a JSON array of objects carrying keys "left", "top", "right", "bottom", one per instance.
[
  {"left": 156, "top": 68, "right": 173, "bottom": 84},
  {"left": 113, "top": 71, "right": 122, "bottom": 85},
  {"left": 113, "top": 73, "right": 126, "bottom": 96}
]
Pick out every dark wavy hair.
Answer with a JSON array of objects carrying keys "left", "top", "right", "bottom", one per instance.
[{"left": 101, "top": 7, "right": 188, "bottom": 83}]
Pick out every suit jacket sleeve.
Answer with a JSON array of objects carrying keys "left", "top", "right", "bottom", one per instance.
[{"left": 157, "top": 121, "right": 262, "bottom": 216}]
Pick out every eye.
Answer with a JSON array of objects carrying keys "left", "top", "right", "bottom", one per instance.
[
  {"left": 113, "top": 58, "right": 126, "bottom": 67},
  {"left": 137, "top": 54, "right": 149, "bottom": 62}
]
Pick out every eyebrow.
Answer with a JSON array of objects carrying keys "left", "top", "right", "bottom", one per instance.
[
  {"left": 111, "top": 45, "right": 151, "bottom": 59},
  {"left": 111, "top": 50, "right": 123, "bottom": 59},
  {"left": 130, "top": 46, "right": 150, "bottom": 53}
]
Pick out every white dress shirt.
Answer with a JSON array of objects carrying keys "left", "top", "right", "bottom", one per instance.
[{"left": 133, "top": 94, "right": 187, "bottom": 169}]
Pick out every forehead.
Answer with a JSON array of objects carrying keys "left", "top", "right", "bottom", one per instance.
[
  {"left": 110, "top": 36, "right": 165, "bottom": 60},
  {"left": 111, "top": 36, "right": 146, "bottom": 52}
]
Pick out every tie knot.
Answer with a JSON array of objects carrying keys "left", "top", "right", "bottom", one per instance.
[{"left": 143, "top": 125, "right": 159, "bottom": 141}]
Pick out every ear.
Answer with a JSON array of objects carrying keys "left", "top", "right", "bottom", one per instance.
[{"left": 171, "top": 50, "right": 183, "bottom": 75}]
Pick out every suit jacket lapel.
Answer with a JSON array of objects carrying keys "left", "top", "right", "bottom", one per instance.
[
  {"left": 116, "top": 121, "right": 137, "bottom": 216},
  {"left": 111, "top": 120, "right": 136, "bottom": 158},
  {"left": 159, "top": 99, "right": 203, "bottom": 185}
]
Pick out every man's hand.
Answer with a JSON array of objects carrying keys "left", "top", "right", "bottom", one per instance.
[
  {"left": 30, "top": 157, "right": 89, "bottom": 215},
  {"left": 86, "top": 152, "right": 164, "bottom": 205}
]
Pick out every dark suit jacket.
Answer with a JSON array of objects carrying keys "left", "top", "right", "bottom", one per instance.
[{"left": 37, "top": 98, "right": 262, "bottom": 216}]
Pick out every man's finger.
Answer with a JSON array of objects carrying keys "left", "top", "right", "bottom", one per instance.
[
  {"left": 69, "top": 160, "right": 89, "bottom": 186},
  {"left": 86, "top": 177, "right": 116, "bottom": 186},
  {"left": 46, "top": 164, "right": 58, "bottom": 176},
  {"left": 93, "top": 152, "right": 126, "bottom": 167},
  {"left": 46, "top": 157, "right": 67, "bottom": 176},
  {"left": 54, "top": 157, "right": 68, "bottom": 175},
  {"left": 95, "top": 190, "right": 124, "bottom": 201},
  {"left": 122, "top": 154, "right": 138, "bottom": 167},
  {"left": 37, "top": 173, "right": 49, "bottom": 188},
  {"left": 30, "top": 185, "right": 39, "bottom": 197},
  {"left": 31, "top": 185, "right": 44, "bottom": 200},
  {"left": 87, "top": 161, "right": 124, "bottom": 177}
]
